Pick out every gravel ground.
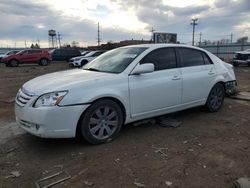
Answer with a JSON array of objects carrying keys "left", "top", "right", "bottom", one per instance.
[{"left": 0, "top": 62, "right": 250, "bottom": 188}]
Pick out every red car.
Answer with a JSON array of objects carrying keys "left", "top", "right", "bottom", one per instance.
[{"left": 2, "top": 49, "right": 52, "bottom": 67}]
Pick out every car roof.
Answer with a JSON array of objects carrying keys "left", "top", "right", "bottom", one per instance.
[{"left": 120, "top": 43, "right": 206, "bottom": 51}]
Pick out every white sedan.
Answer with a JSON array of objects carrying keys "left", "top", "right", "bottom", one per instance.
[
  {"left": 15, "top": 44, "right": 236, "bottom": 144},
  {"left": 69, "top": 50, "right": 106, "bottom": 67}
]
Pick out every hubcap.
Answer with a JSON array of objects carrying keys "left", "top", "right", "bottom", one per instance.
[
  {"left": 210, "top": 87, "right": 223, "bottom": 109},
  {"left": 41, "top": 59, "right": 47, "bottom": 65},
  {"left": 89, "top": 106, "right": 118, "bottom": 140}
]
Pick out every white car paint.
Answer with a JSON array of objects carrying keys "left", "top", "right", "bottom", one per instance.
[
  {"left": 69, "top": 51, "right": 105, "bottom": 67},
  {"left": 15, "top": 44, "right": 236, "bottom": 139}
]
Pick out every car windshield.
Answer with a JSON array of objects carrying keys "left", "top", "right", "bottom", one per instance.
[
  {"left": 81, "top": 51, "right": 89, "bottom": 56},
  {"left": 6, "top": 51, "right": 17, "bottom": 55},
  {"left": 16, "top": 50, "right": 26, "bottom": 55},
  {"left": 84, "top": 51, "right": 96, "bottom": 57},
  {"left": 83, "top": 47, "right": 148, "bottom": 73}
]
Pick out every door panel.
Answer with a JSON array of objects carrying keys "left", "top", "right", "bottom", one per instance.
[
  {"left": 181, "top": 65, "right": 216, "bottom": 103},
  {"left": 177, "top": 47, "right": 216, "bottom": 103},
  {"left": 129, "top": 69, "right": 182, "bottom": 117}
]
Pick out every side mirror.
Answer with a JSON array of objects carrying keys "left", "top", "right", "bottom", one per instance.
[{"left": 131, "top": 63, "right": 154, "bottom": 75}]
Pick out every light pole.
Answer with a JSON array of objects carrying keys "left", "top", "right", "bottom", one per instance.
[{"left": 191, "top": 18, "right": 198, "bottom": 46}]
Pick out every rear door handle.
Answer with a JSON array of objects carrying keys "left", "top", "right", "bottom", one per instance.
[{"left": 172, "top": 75, "right": 181, "bottom": 80}]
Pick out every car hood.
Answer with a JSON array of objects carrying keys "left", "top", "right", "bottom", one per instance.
[{"left": 22, "top": 69, "right": 114, "bottom": 95}]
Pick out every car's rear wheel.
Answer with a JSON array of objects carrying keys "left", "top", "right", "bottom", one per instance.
[
  {"left": 81, "top": 60, "right": 88, "bottom": 66},
  {"left": 79, "top": 99, "right": 123, "bottom": 144},
  {"left": 40, "top": 58, "right": 49, "bottom": 66},
  {"left": 9, "top": 59, "right": 18, "bottom": 67},
  {"left": 206, "top": 83, "right": 225, "bottom": 112}
]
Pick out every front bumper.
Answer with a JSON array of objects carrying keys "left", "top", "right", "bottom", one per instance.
[
  {"left": 233, "top": 59, "right": 250, "bottom": 64},
  {"left": 225, "top": 80, "right": 237, "bottom": 95},
  {"left": 69, "top": 60, "right": 81, "bottom": 67},
  {"left": 15, "top": 103, "right": 89, "bottom": 138}
]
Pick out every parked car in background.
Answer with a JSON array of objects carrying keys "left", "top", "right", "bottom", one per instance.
[
  {"left": 69, "top": 50, "right": 106, "bottom": 67},
  {"left": 2, "top": 49, "right": 51, "bottom": 67},
  {"left": 81, "top": 51, "right": 90, "bottom": 56},
  {"left": 233, "top": 49, "right": 250, "bottom": 66},
  {"left": 50, "top": 48, "right": 81, "bottom": 61},
  {"left": 15, "top": 44, "right": 236, "bottom": 144},
  {"left": 0, "top": 50, "right": 20, "bottom": 62}
]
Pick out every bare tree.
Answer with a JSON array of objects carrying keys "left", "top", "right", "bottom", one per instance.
[{"left": 237, "top": 36, "right": 248, "bottom": 43}]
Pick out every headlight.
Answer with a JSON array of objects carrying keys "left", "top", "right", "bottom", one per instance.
[{"left": 33, "top": 91, "right": 68, "bottom": 108}]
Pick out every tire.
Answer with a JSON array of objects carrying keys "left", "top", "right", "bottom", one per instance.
[
  {"left": 40, "top": 58, "right": 49, "bottom": 66},
  {"left": 9, "top": 59, "right": 19, "bottom": 67},
  {"left": 206, "top": 83, "right": 225, "bottom": 112},
  {"left": 79, "top": 99, "right": 124, "bottom": 144},
  {"left": 81, "top": 60, "right": 88, "bottom": 66}
]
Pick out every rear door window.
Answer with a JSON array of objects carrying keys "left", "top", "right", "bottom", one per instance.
[{"left": 179, "top": 48, "right": 204, "bottom": 67}]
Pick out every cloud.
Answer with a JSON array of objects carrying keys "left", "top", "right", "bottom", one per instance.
[{"left": 0, "top": 0, "right": 249, "bottom": 47}]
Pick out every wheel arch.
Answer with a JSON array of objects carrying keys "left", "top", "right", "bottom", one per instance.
[
  {"left": 8, "top": 58, "right": 20, "bottom": 64},
  {"left": 75, "top": 96, "right": 127, "bottom": 137},
  {"left": 206, "top": 79, "right": 226, "bottom": 100},
  {"left": 81, "top": 59, "right": 88, "bottom": 66},
  {"left": 40, "top": 57, "right": 50, "bottom": 61}
]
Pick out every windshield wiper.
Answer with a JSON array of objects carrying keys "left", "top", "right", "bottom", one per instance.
[{"left": 83, "top": 68, "right": 101, "bottom": 72}]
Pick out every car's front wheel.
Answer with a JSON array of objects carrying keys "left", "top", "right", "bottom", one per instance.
[
  {"left": 79, "top": 99, "right": 124, "bottom": 144},
  {"left": 81, "top": 60, "right": 88, "bottom": 66},
  {"left": 206, "top": 83, "right": 225, "bottom": 112}
]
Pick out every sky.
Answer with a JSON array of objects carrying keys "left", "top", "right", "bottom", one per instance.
[{"left": 0, "top": 0, "right": 249, "bottom": 48}]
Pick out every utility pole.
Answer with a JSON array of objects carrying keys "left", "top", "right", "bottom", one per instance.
[
  {"left": 57, "top": 32, "right": 62, "bottom": 48},
  {"left": 150, "top": 27, "right": 155, "bottom": 43},
  {"left": 191, "top": 18, "right": 198, "bottom": 46},
  {"left": 24, "top": 40, "right": 27, "bottom": 48},
  {"left": 97, "top": 22, "right": 101, "bottom": 46},
  {"left": 230, "top": 33, "right": 233, "bottom": 43}
]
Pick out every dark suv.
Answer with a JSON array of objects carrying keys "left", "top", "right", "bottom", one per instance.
[
  {"left": 50, "top": 48, "right": 81, "bottom": 61},
  {"left": 2, "top": 49, "right": 51, "bottom": 67}
]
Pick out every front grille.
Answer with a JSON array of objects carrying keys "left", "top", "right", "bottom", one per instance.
[{"left": 15, "top": 88, "right": 34, "bottom": 107}]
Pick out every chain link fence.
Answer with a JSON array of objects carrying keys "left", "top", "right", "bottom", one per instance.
[{"left": 199, "top": 43, "right": 250, "bottom": 62}]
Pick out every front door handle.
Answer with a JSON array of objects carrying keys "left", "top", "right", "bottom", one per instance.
[
  {"left": 208, "top": 71, "right": 215, "bottom": 75},
  {"left": 172, "top": 75, "right": 181, "bottom": 80}
]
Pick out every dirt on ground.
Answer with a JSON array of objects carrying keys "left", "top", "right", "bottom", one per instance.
[{"left": 0, "top": 62, "right": 250, "bottom": 188}]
